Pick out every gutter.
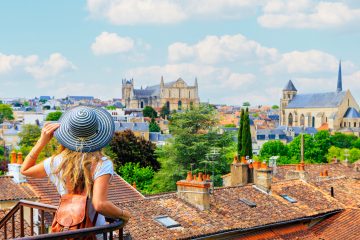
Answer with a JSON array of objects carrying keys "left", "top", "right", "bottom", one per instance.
[{"left": 181, "top": 209, "right": 341, "bottom": 240}]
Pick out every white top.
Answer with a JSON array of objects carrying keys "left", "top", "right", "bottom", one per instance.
[{"left": 43, "top": 154, "right": 114, "bottom": 226}]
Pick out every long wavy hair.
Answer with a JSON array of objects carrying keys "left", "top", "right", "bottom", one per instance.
[{"left": 50, "top": 145, "right": 104, "bottom": 197}]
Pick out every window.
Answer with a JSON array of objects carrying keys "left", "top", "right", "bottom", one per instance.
[
  {"left": 178, "top": 100, "right": 182, "bottom": 110},
  {"left": 269, "top": 134, "right": 275, "bottom": 139},
  {"left": 288, "top": 113, "right": 293, "bottom": 126},
  {"left": 300, "top": 114, "right": 305, "bottom": 126},
  {"left": 239, "top": 198, "right": 256, "bottom": 208},
  {"left": 344, "top": 122, "right": 346, "bottom": 127},
  {"left": 354, "top": 122, "right": 357, "bottom": 128},
  {"left": 154, "top": 216, "right": 181, "bottom": 228},
  {"left": 280, "top": 194, "right": 297, "bottom": 203}
]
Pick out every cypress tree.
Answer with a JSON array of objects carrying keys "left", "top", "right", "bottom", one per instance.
[
  {"left": 237, "top": 108, "right": 245, "bottom": 157},
  {"left": 241, "top": 108, "right": 253, "bottom": 158}
]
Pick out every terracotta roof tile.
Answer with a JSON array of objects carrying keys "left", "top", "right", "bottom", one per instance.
[
  {"left": 0, "top": 176, "right": 38, "bottom": 202},
  {"left": 116, "top": 183, "right": 340, "bottom": 240},
  {"left": 26, "top": 174, "right": 143, "bottom": 207}
]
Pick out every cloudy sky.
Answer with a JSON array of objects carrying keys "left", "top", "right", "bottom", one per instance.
[{"left": 1, "top": 0, "right": 360, "bottom": 105}]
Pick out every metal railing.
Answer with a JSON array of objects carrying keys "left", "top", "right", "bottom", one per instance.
[{"left": 0, "top": 200, "right": 124, "bottom": 240}]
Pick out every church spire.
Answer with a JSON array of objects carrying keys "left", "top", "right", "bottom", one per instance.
[{"left": 337, "top": 60, "right": 342, "bottom": 92}]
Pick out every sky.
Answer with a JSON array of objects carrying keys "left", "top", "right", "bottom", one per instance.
[{"left": 1, "top": 0, "right": 360, "bottom": 106}]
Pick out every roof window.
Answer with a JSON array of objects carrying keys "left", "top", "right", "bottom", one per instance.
[
  {"left": 239, "top": 198, "right": 257, "bottom": 208},
  {"left": 154, "top": 216, "right": 181, "bottom": 228},
  {"left": 280, "top": 194, "right": 297, "bottom": 203}
]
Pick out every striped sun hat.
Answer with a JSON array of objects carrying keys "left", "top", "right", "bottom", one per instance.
[{"left": 54, "top": 106, "right": 115, "bottom": 152}]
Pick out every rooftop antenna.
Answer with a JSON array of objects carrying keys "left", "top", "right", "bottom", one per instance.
[
  {"left": 205, "top": 147, "right": 220, "bottom": 195},
  {"left": 190, "top": 163, "right": 195, "bottom": 175}
]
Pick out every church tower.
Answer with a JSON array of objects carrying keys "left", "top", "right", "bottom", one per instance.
[
  {"left": 122, "top": 78, "right": 134, "bottom": 107},
  {"left": 280, "top": 80, "right": 297, "bottom": 125},
  {"left": 337, "top": 61, "right": 342, "bottom": 92}
]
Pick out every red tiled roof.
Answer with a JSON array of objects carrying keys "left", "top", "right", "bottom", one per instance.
[
  {"left": 0, "top": 176, "right": 38, "bottom": 202},
  {"left": 27, "top": 174, "right": 143, "bottom": 207},
  {"left": 116, "top": 182, "right": 341, "bottom": 240},
  {"left": 310, "top": 209, "right": 360, "bottom": 240},
  {"left": 273, "top": 163, "right": 360, "bottom": 182}
]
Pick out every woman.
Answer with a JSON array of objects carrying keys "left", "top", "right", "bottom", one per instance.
[{"left": 20, "top": 106, "right": 131, "bottom": 230}]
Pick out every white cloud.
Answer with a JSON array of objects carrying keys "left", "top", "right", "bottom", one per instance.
[
  {"left": 168, "top": 34, "right": 278, "bottom": 64},
  {"left": 87, "top": 0, "right": 187, "bottom": 25},
  {"left": 25, "top": 53, "right": 76, "bottom": 80},
  {"left": 86, "top": 0, "right": 261, "bottom": 25},
  {"left": 263, "top": 50, "right": 355, "bottom": 75},
  {"left": 258, "top": 0, "right": 360, "bottom": 29},
  {"left": 0, "top": 53, "right": 38, "bottom": 74},
  {"left": 91, "top": 32, "right": 135, "bottom": 55}
]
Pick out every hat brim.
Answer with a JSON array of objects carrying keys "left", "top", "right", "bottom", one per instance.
[{"left": 54, "top": 106, "right": 115, "bottom": 152}]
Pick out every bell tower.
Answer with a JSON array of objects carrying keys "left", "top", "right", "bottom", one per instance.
[
  {"left": 280, "top": 80, "right": 297, "bottom": 125},
  {"left": 122, "top": 78, "right": 134, "bottom": 107}
]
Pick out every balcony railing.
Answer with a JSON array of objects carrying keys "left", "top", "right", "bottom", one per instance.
[{"left": 0, "top": 200, "right": 124, "bottom": 240}]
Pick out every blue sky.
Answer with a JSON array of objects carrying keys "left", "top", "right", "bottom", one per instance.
[{"left": 1, "top": 0, "right": 360, "bottom": 105}]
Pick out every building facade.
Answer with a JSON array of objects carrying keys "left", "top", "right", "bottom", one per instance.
[
  {"left": 122, "top": 77, "right": 200, "bottom": 111},
  {"left": 280, "top": 62, "right": 360, "bottom": 132}
]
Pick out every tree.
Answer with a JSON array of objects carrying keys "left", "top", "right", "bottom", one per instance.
[
  {"left": 288, "top": 134, "right": 324, "bottom": 163},
  {"left": 18, "top": 124, "right": 41, "bottom": 147},
  {"left": 108, "top": 130, "right": 160, "bottom": 171},
  {"left": 0, "top": 104, "right": 14, "bottom": 123},
  {"left": 260, "top": 140, "right": 288, "bottom": 160},
  {"left": 150, "top": 104, "right": 233, "bottom": 193},
  {"left": 272, "top": 105, "right": 279, "bottom": 110},
  {"left": 237, "top": 108, "right": 245, "bottom": 157},
  {"left": 224, "top": 123, "right": 236, "bottom": 128},
  {"left": 349, "top": 148, "right": 360, "bottom": 163},
  {"left": 241, "top": 108, "right": 252, "bottom": 158},
  {"left": 117, "top": 162, "right": 154, "bottom": 194},
  {"left": 143, "top": 106, "right": 157, "bottom": 119},
  {"left": 352, "top": 138, "right": 360, "bottom": 149},
  {"left": 314, "top": 131, "right": 331, "bottom": 162},
  {"left": 242, "top": 102, "right": 250, "bottom": 107},
  {"left": 46, "top": 111, "right": 63, "bottom": 121},
  {"left": 160, "top": 104, "right": 170, "bottom": 119},
  {"left": 149, "top": 118, "right": 161, "bottom": 132},
  {"left": 106, "top": 106, "right": 116, "bottom": 110},
  {"left": 330, "top": 133, "right": 357, "bottom": 148},
  {"left": 326, "top": 146, "right": 342, "bottom": 162}
]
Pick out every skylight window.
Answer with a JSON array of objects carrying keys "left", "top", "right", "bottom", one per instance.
[
  {"left": 239, "top": 198, "right": 257, "bottom": 208},
  {"left": 280, "top": 194, "right": 297, "bottom": 203},
  {"left": 154, "top": 216, "right": 181, "bottom": 228}
]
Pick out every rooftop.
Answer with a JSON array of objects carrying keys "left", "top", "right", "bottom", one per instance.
[{"left": 286, "top": 91, "right": 346, "bottom": 109}]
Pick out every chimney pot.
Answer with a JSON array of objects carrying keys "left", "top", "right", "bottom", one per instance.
[
  {"left": 132, "top": 182, "right": 137, "bottom": 189},
  {"left": 17, "top": 152, "right": 23, "bottom": 164},
  {"left": 261, "top": 162, "right": 267, "bottom": 169},
  {"left": 232, "top": 156, "right": 239, "bottom": 164},
  {"left": 241, "top": 156, "right": 246, "bottom": 163},
  {"left": 253, "top": 161, "right": 261, "bottom": 169},
  {"left": 324, "top": 169, "right": 328, "bottom": 176},
  {"left": 186, "top": 172, "right": 193, "bottom": 181},
  {"left": 11, "top": 150, "right": 17, "bottom": 164},
  {"left": 198, "top": 172, "right": 203, "bottom": 182},
  {"left": 296, "top": 164, "right": 300, "bottom": 171},
  {"left": 320, "top": 172, "right": 324, "bottom": 176},
  {"left": 193, "top": 175, "right": 196, "bottom": 181}
]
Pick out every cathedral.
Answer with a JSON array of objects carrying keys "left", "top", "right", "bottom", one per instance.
[
  {"left": 122, "top": 77, "right": 200, "bottom": 111},
  {"left": 280, "top": 62, "right": 360, "bottom": 133}
]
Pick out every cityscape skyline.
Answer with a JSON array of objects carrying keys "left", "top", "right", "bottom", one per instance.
[{"left": 1, "top": 0, "right": 360, "bottom": 105}]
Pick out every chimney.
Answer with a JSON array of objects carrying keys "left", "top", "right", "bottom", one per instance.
[
  {"left": 7, "top": 151, "right": 26, "bottom": 184},
  {"left": 177, "top": 172, "right": 210, "bottom": 210},
  {"left": 255, "top": 163, "right": 272, "bottom": 193},
  {"left": 230, "top": 156, "right": 249, "bottom": 186}
]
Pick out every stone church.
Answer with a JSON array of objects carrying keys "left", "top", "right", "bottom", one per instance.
[
  {"left": 122, "top": 77, "right": 200, "bottom": 111},
  {"left": 280, "top": 62, "right": 360, "bottom": 132}
]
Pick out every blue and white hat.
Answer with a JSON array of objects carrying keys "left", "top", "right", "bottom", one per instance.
[{"left": 54, "top": 106, "right": 115, "bottom": 152}]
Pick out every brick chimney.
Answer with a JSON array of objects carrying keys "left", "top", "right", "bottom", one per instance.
[
  {"left": 254, "top": 162, "right": 272, "bottom": 193},
  {"left": 177, "top": 172, "right": 210, "bottom": 210},
  {"left": 285, "top": 163, "right": 309, "bottom": 181},
  {"left": 229, "top": 156, "right": 249, "bottom": 186},
  {"left": 7, "top": 151, "right": 26, "bottom": 184}
]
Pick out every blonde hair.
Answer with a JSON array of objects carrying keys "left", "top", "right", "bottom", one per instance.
[{"left": 51, "top": 145, "right": 104, "bottom": 197}]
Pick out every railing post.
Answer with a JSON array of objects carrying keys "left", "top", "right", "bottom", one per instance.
[
  {"left": 12, "top": 214, "right": 15, "bottom": 238},
  {"left": 20, "top": 205, "right": 24, "bottom": 237},
  {"left": 40, "top": 210, "right": 45, "bottom": 234},
  {"left": 30, "top": 207, "right": 34, "bottom": 236},
  {"left": 119, "top": 228, "right": 123, "bottom": 240}
]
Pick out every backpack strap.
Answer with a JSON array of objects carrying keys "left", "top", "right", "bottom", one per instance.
[{"left": 92, "top": 212, "right": 99, "bottom": 225}]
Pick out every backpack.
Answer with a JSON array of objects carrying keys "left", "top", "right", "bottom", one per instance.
[{"left": 51, "top": 168, "right": 98, "bottom": 239}]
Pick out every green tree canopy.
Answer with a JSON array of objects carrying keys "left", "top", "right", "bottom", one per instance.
[
  {"left": 330, "top": 132, "right": 357, "bottom": 148},
  {"left": 149, "top": 118, "right": 161, "bottom": 132},
  {"left": 240, "top": 108, "right": 252, "bottom": 158},
  {"left": 237, "top": 108, "right": 244, "bottom": 157},
  {"left": 352, "top": 138, "right": 360, "bottom": 149},
  {"left": 314, "top": 130, "right": 331, "bottom": 162},
  {"left": 0, "top": 104, "right": 14, "bottom": 123},
  {"left": 160, "top": 104, "right": 170, "bottom": 119},
  {"left": 143, "top": 106, "right": 158, "bottom": 119},
  {"left": 18, "top": 124, "right": 41, "bottom": 146},
  {"left": 117, "top": 162, "right": 154, "bottom": 194},
  {"left": 242, "top": 102, "right": 250, "bottom": 106},
  {"left": 108, "top": 130, "right": 160, "bottom": 171},
  {"left": 259, "top": 140, "right": 288, "bottom": 160},
  {"left": 272, "top": 105, "right": 279, "bottom": 109},
  {"left": 46, "top": 111, "right": 63, "bottom": 121}
]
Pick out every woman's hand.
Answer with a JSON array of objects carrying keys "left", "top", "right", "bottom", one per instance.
[
  {"left": 38, "top": 123, "right": 60, "bottom": 147},
  {"left": 120, "top": 209, "right": 131, "bottom": 223}
]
